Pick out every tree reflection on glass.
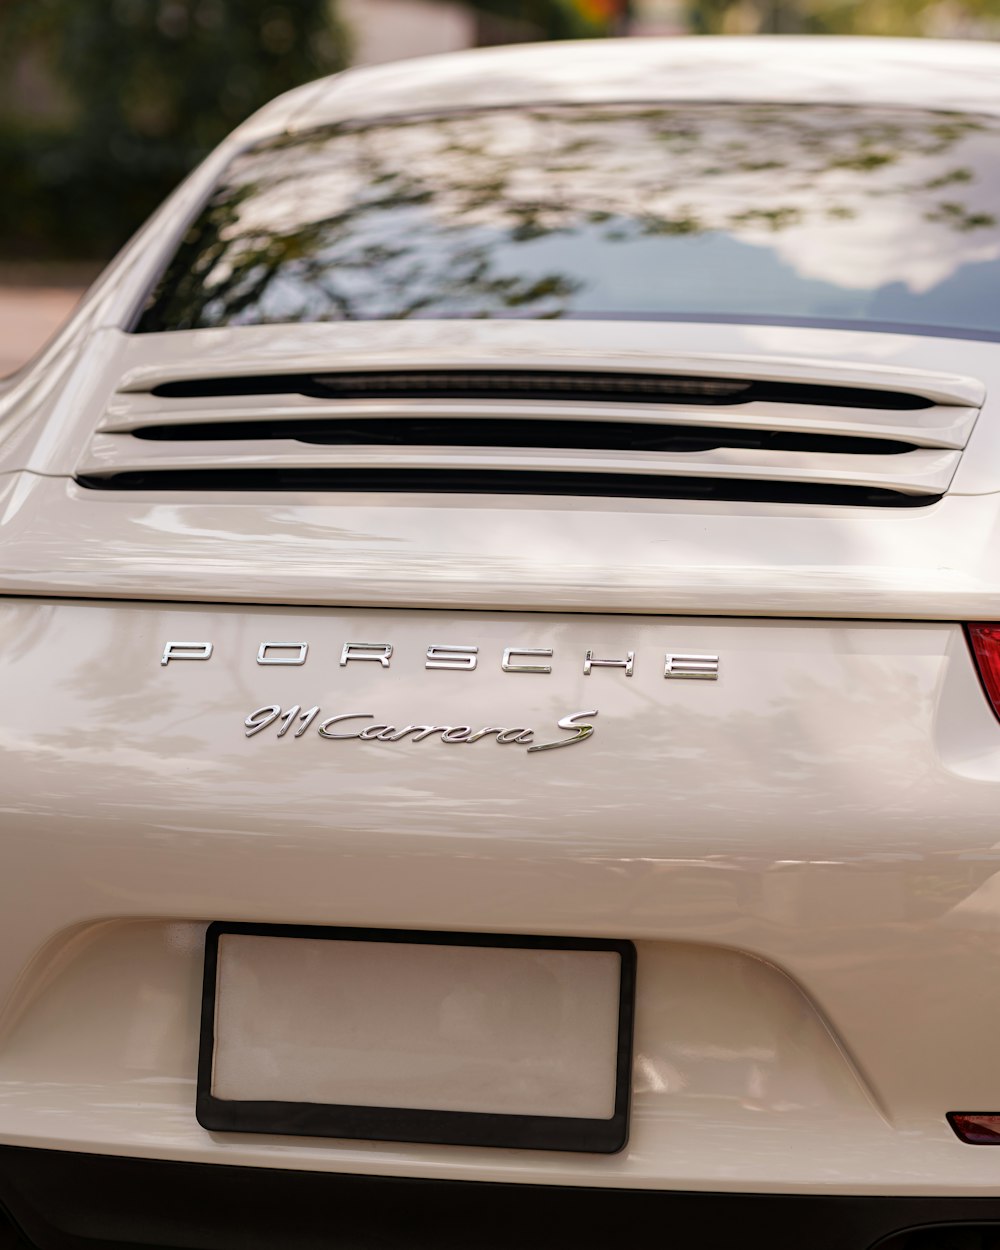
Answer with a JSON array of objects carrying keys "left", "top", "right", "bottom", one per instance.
[{"left": 139, "top": 104, "right": 1000, "bottom": 336}]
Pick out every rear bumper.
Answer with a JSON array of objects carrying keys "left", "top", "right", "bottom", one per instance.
[
  {"left": 5, "top": 600, "right": 1000, "bottom": 1195},
  {"left": 3, "top": 1146, "right": 1000, "bottom": 1250}
]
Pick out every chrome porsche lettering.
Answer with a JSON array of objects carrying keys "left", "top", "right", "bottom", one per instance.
[
  {"left": 583, "top": 649, "right": 635, "bottom": 677},
  {"left": 425, "top": 645, "right": 478, "bottom": 671},
  {"left": 246, "top": 706, "right": 597, "bottom": 751},
  {"left": 161, "top": 640, "right": 213, "bottom": 665},
  {"left": 257, "top": 641, "right": 308, "bottom": 666},
  {"left": 664, "top": 653, "right": 720, "bottom": 680},
  {"left": 340, "top": 642, "right": 393, "bottom": 668},
  {"left": 168, "top": 640, "right": 720, "bottom": 678},
  {"left": 501, "top": 647, "right": 553, "bottom": 674}
]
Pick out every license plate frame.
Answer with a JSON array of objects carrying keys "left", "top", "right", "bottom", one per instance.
[{"left": 197, "top": 921, "right": 636, "bottom": 1154}]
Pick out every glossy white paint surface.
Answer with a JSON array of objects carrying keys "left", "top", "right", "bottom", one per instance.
[
  {"left": 11, "top": 472, "right": 1000, "bottom": 618},
  {"left": 0, "top": 601, "right": 1000, "bottom": 1191},
  {"left": 279, "top": 37, "right": 1000, "bottom": 129}
]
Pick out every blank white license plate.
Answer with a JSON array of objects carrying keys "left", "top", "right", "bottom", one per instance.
[{"left": 197, "top": 923, "right": 635, "bottom": 1153}]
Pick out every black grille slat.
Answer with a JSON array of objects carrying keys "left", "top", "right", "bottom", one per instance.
[
  {"left": 130, "top": 418, "right": 913, "bottom": 457},
  {"left": 147, "top": 370, "right": 935, "bottom": 411},
  {"left": 75, "top": 468, "right": 938, "bottom": 507}
]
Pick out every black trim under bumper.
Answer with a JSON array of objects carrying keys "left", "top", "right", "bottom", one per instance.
[{"left": 4, "top": 1146, "right": 1000, "bottom": 1250}]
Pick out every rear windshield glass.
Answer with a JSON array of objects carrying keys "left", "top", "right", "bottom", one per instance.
[{"left": 136, "top": 103, "right": 1000, "bottom": 339}]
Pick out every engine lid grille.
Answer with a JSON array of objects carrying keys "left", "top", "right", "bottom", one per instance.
[{"left": 78, "top": 365, "right": 984, "bottom": 507}]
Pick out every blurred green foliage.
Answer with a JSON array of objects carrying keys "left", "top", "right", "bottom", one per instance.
[
  {"left": 470, "top": 0, "right": 623, "bottom": 36},
  {"left": 0, "top": 0, "right": 615, "bottom": 263},
  {"left": 689, "top": 0, "right": 1000, "bottom": 33},
  {"left": 0, "top": 0, "right": 350, "bottom": 261}
]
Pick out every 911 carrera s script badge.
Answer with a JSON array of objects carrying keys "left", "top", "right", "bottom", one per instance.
[{"left": 245, "top": 705, "right": 597, "bottom": 753}]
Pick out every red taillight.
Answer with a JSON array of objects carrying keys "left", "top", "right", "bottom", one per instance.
[
  {"left": 949, "top": 1112, "right": 1000, "bottom": 1144},
  {"left": 967, "top": 624, "right": 1000, "bottom": 723}
]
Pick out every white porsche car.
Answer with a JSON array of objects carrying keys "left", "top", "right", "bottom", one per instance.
[{"left": 3, "top": 34, "right": 1000, "bottom": 1250}]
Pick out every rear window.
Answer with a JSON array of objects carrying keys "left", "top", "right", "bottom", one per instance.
[{"left": 136, "top": 103, "right": 1000, "bottom": 340}]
